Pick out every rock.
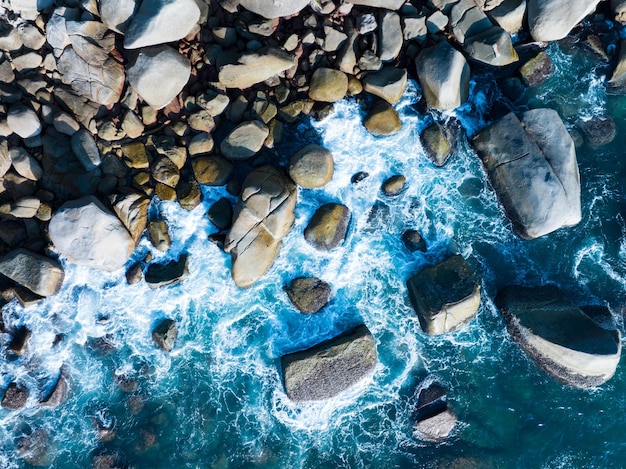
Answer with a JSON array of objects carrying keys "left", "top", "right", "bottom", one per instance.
[
  {"left": 413, "top": 382, "right": 457, "bottom": 442},
  {"left": 7, "top": 104, "right": 41, "bottom": 139},
  {"left": 0, "top": 28, "right": 23, "bottom": 51},
  {"left": 239, "top": 0, "right": 309, "bottom": 18},
  {"left": 576, "top": 116, "right": 616, "bottom": 148},
  {"left": 288, "top": 144, "right": 334, "bottom": 188},
  {"left": 9, "top": 326, "right": 31, "bottom": 355},
  {"left": 188, "top": 133, "right": 214, "bottom": 156},
  {"left": 450, "top": 0, "right": 492, "bottom": 44},
  {"left": 380, "top": 11, "right": 402, "bottom": 62},
  {"left": 145, "top": 254, "right": 189, "bottom": 288},
  {"left": 381, "top": 175, "right": 406, "bottom": 196},
  {"left": 126, "top": 262, "right": 143, "bottom": 284},
  {"left": 309, "top": 68, "right": 348, "bottom": 103},
  {"left": 323, "top": 25, "right": 347, "bottom": 52},
  {"left": 496, "top": 285, "right": 621, "bottom": 388},
  {"left": 40, "top": 372, "right": 68, "bottom": 407},
  {"left": 362, "top": 67, "right": 408, "bottom": 104},
  {"left": 609, "top": 39, "right": 626, "bottom": 92},
  {"left": 2, "top": 382, "right": 28, "bottom": 410},
  {"left": 0, "top": 197, "right": 41, "bottom": 218},
  {"left": 71, "top": 129, "right": 101, "bottom": 171},
  {"left": 403, "top": 16, "right": 427, "bottom": 42},
  {"left": 219, "top": 47, "right": 295, "bottom": 89},
  {"left": 152, "top": 318, "right": 177, "bottom": 351},
  {"left": 192, "top": 155, "right": 233, "bottom": 185},
  {"left": 528, "top": 0, "right": 601, "bottom": 42},
  {"left": 9, "top": 147, "right": 42, "bottom": 181},
  {"left": 220, "top": 121, "right": 269, "bottom": 160},
  {"left": 364, "top": 100, "right": 402, "bottom": 136},
  {"left": 282, "top": 324, "right": 377, "bottom": 402},
  {"left": 402, "top": 230, "right": 427, "bottom": 252},
  {"left": 304, "top": 203, "right": 351, "bottom": 251},
  {"left": 111, "top": 192, "right": 150, "bottom": 244},
  {"left": 426, "top": 11, "right": 448, "bottom": 33},
  {"left": 285, "top": 277, "right": 331, "bottom": 313},
  {"left": 100, "top": 0, "right": 138, "bottom": 33},
  {"left": 421, "top": 123, "right": 452, "bottom": 166},
  {"left": 48, "top": 196, "right": 134, "bottom": 271},
  {"left": 148, "top": 220, "right": 171, "bottom": 251},
  {"left": 124, "top": 0, "right": 200, "bottom": 48},
  {"left": 0, "top": 249, "right": 64, "bottom": 297},
  {"left": 406, "top": 254, "right": 481, "bottom": 335},
  {"left": 224, "top": 166, "right": 296, "bottom": 288},
  {"left": 519, "top": 51, "right": 553, "bottom": 87},
  {"left": 208, "top": 198, "right": 233, "bottom": 230},
  {"left": 152, "top": 155, "right": 180, "bottom": 187},
  {"left": 489, "top": 0, "right": 526, "bottom": 34},
  {"left": 416, "top": 41, "right": 470, "bottom": 111},
  {"left": 176, "top": 177, "right": 203, "bottom": 210},
  {"left": 464, "top": 26, "right": 518, "bottom": 66},
  {"left": 349, "top": 0, "right": 405, "bottom": 9},
  {"left": 473, "top": 109, "right": 581, "bottom": 239},
  {"left": 614, "top": 0, "right": 626, "bottom": 23},
  {"left": 127, "top": 45, "right": 191, "bottom": 109},
  {"left": 0, "top": 142, "right": 11, "bottom": 178},
  {"left": 16, "top": 429, "right": 50, "bottom": 466}
]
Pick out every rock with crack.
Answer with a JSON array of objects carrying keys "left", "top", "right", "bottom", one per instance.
[
  {"left": 473, "top": 109, "right": 581, "bottom": 239},
  {"left": 0, "top": 249, "right": 64, "bottom": 297},
  {"left": 224, "top": 166, "right": 296, "bottom": 288},
  {"left": 281, "top": 324, "right": 377, "bottom": 402},
  {"left": 407, "top": 254, "right": 481, "bottom": 335}
]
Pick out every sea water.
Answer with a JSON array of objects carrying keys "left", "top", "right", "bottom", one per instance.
[{"left": 1, "top": 41, "right": 626, "bottom": 468}]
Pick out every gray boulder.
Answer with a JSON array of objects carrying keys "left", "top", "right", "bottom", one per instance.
[
  {"left": 407, "top": 255, "right": 481, "bottom": 335},
  {"left": 239, "top": 0, "right": 309, "bottom": 18},
  {"left": 308, "top": 68, "right": 349, "bottom": 103},
  {"left": 124, "top": 0, "right": 200, "bottom": 49},
  {"left": 281, "top": 324, "right": 377, "bottom": 402},
  {"left": 71, "top": 129, "right": 101, "bottom": 171},
  {"left": 473, "top": 109, "right": 581, "bottom": 239},
  {"left": 9, "top": 147, "right": 42, "bottom": 181},
  {"left": 379, "top": 11, "right": 402, "bottom": 62},
  {"left": 304, "top": 203, "right": 351, "bottom": 251},
  {"left": 528, "top": 0, "right": 601, "bottom": 42},
  {"left": 464, "top": 26, "right": 518, "bottom": 66},
  {"left": 218, "top": 47, "right": 295, "bottom": 89},
  {"left": 362, "top": 66, "right": 408, "bottom": 104},
  {"left": 0, "top": 249, "right": 64, "bottom": 297},
  {"left": 489, "top": 0, "right": 526, "bottom": 33},
  {"left": 224, "top": 166, "right": 297, "bottom": 288},
  {"left": 7, "top": 104, "right": 41, "bottom": 139},
  {"left": 99, "top": 0, "right": 138, "bottom": 33},
  {"left": 48, "top": 196, "right": 134, "bottom": 271},
  {"left": 613, "top": 0, "right": 626, "bottom": 23},
  {"left": 285, "top": 277, "right": 331, "bottom": 313},
  {"left": 126, "top": 45, "right": 191, "bottom": 109},
  {"left": 496, "top": 285, "right": 621, "bottom": 388},
  {"left": 415, "top": 41, "right": 470, "bottom": 110},
  {"left": 220, "top": 121, "right": 269, "bottom": 160}
]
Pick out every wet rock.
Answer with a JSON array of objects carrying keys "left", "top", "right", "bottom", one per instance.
[
  {"left": 402, "top": 230, "right": 427, "bottom": 253},
  {"left": 351, "top": 171, "right": 369, "bottom": 184},
  {"left": 220, "top": 121, "right": 269, "bottom": 160},
  {"left": 381, "top": 175, "right": 406, "bottom": 196},
  {"left": 576, "top": 116, "right": 617, "bottom": 148},
  {"left": 421, "top": 123, "right": 452, "bottom": 166},
  {"left": 176, "top": 177, "right": 203, "bottom": 211},
  {"left": 496, "top": 285, "right": 621, "bottom": 388},
  {"left": 414, "top": 383, "right": 457, "bottom": 441},
  {"left": 2, "top": 382, "right": 28, "bottom": 410},
  {"left": 285, "top": 277, "right": 331, "bottom": 313},
  {"left": 126, "top": 262, "right": 143, "bottom": 284},
  {"left": 40, "top": 372, "right": 68, "bottom": 407},
  {"left": 124, "top": 0, "right": 200, "bottom": 49},
  {"left": 127, "top": 45, "right": 191, "bottom": 109},
  {"left": 239, "top": 0, "right": 310, "bottom": 19},
  {"left": 208, "top": 198, "right": 233, "bottom": 230},
  {"left": 145, "top": 254, "right": 189, "bottom": 288},
  {"left": 48, "top": 196, "right": 134, "bottom": 271},
  {"left": 416, "top": 41, "right": 470, "bottom": 110},
  {"left": 528, "top": 0, "right": 601, "bottom": 42},
  {"left": 407, "top": 255, "right": 481, "bottom": 335},
  {"left": 16, "top": 428, "right": 50, "bottom": 466},
  {"left": 152, "top": 318, "right": 177, "bottom": 352},
  {"left": 225, "top": 166, "right": 296, "bottom": 288},
  {"left": 473, "top": 109, "right": 581, "bottom": 239},
  {"left": 218, "top": 47, "right": 295, "bottom": 89},
  {"left": 0, "top": 249, "right": 64, "bottom": 297},
  {"left": 148, "top": 220, "right": 171, "bottom": 251},
  {"left": 8, "top": 326, "right": 31, "bottom": 355},
  {"left": 192, "top": 155, "right": 233, "bottom": 185},
  {"left": 288, "top": 144, "right": 334, "bottom": 188},
  {"left": 308, "top": 68, "right": 348, "bottom": 103},
  {"left": 304, "top": 203, "right": 351, "bottom": 251},
  {"left": 519, "top": 51, "right": 553, "bottom": 87},
  {"left": 71, "top": 129, "right": 101, "bottom": 171},
  {"left": 362, "top": 66, "right": 408, "bottom": 105},
  {"left": 92, "top": 449, "right": 127, "bottom": 469},
  {"left": 282, "top": 324, "right": 377, "bottom": 402},
  {"left": 10, "top": 147, "right": 42, "bottom": 181},
  {"left": 7, "top": 104, "right": 41, "bottom": 139},
  {"left": 364, "top": 100, "right": 402, "bottom": 136}
]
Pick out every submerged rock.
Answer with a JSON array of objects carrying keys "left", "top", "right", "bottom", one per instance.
[
  {"left": 407, "top": 255, "right": 481, "bottom": 335},
  {"left": 576, "top": 116, "right": 617, "bottom": 148},
  {"left": 519, "top": 51, "right": 553, "bottom": 87},
  {"left": 402, "top": 230, "right": 427, "bottom": 253},
  {"left": 285, "top": 277, "right": 331, "bottom": 313},
  {"left": 496, "top": 285, "right": 621, "bottom": 388},
  {"left": 281, "top": 324, "right": 377, "bottom": 402},
  {"left": 40, "top": 372, "right": 69, "bottom": 407},
  {"left": 473, "top": 109, "right": 581, "bottom": 239}
]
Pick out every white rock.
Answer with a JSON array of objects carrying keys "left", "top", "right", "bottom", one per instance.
[
  {"left": 126, "top": 45, "right": 191, "bottom": 109},
  {"left": 528, "top": 0, "right": 601, "bottom": 42},
  {"left": 71, "top": 129, "right": 101, "bottom": 170},
  {"left": 48, "top": 196, "right": 134, "bottom": 271},
  {"left": 99, "top": 0, "right": 138, "bottom": 34},
  {"left": 124, "top": 0, "right": 200, "bottom": 49},
  {"left": 239, "top": 0, "right": 309, "bottom": 19},
  {"left": 18, "top": 23, "right": 46, "bottom": 50},
  {"left": 9, "top": 147, "right": 42, "bottom": 181},
  {"left": 7, "top": 104, "right": 41, "bottom": 139}
]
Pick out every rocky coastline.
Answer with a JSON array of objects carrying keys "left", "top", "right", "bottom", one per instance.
[{"left": 1, "top": 0, "right": 626, "bottom": 464}]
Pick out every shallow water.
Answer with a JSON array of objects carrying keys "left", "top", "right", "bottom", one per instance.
[{"left": 2, "top": 41, "right": 626, "bottom": 468}]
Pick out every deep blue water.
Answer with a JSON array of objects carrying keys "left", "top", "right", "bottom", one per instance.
[{"left": 2, "top": 41, "right": 626, "bottom": 468}]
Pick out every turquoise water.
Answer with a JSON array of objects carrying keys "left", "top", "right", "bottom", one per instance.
[{"left": 2, "top": 41, "right": 626, "bottom": 468}]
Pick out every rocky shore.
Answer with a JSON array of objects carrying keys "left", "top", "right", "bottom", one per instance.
[{"left": 1, "top": 0, "right": 626, "bottom": 463}]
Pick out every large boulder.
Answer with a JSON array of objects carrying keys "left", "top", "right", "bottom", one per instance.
[
  {"left": 48, "top": 196, "right": 134, "bottom": 271},
  {"left": 99, "top": 0, "right": 138, "bottom": 33},
  {"left": 349, "top": 0, "right": 405, "bottom": 9},
  {"left": 488, "top": 0, "right": 526, "bottom": 34},
  {"left": 308, "top": 68, "right": 349, "bottom": 103},
  {"left": 220, "top": 121, "right": 269, "bottom": 160},
  {"left": 288, "top": 144, "right": 334, "bottom": 188},
  {"left": 285, "top": 277, "right": 331, "bottom": 313},
  {"left": 0, "top": 249, "right": 64, "bottom": 297},
  {"left": 609, "top": 39, "right": 626, "bottom": 93},
  {"left": 123, "top": 0, "right": 200, "bottom": 49},
  {"left": 304, "top": 203, "right": 351, "bottom": 251},
  {"left": 473, "top": 109, "right": 581, "bottom": 239},
  {"left": 415, "top": 41, "right": 470, "bottom": 110},
  {"left": 364, "top": 101, "right": 402, "bottom": 136},
  {"left": 413, "top": 382, "right": 457, "bottom": 441},
  {"left": 239, "top": 0, "right": 309, "bottom": 18},
  {"left": 407, "top": 255, "right": 481, "bottom": 335},
  {"left": 464, "top": 26, "right": 518, "bottom": 66},
  {"left": 362, "top": 67, "right": 408, "bottom": 104},
  {"left": 281, "top": 324, "right": 377, "bottom": 402},
  {"left": 145, "top": 255, "right": 189, "bottom": 288},
  {"left": 496, "top": 285, "right": 621, "bottom": 388},
  {"left": 152, "top": 318, "right": 177, "bottom": 351},
  {"left": 224, "top": 166, "right": 297, "bottom": 288},
  {"left": 528, "top": 0, "right": 601, "bottom": 42},
  {"left": 218, "top": 47, "right": 295, "bottom": 89},
  {"left": 126, "top": 45, "right": 191, "bottom": 109}
]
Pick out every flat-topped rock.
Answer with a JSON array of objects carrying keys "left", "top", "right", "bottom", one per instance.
[
  {"left": 407, "top": 255, "right": 481, "bottom": 335},
  {"left": 282, "top": 324, "right": 377, "bottom": 402},
  {"left": 48, "top": 196, "right": 134, "bottom": 271},
  {"left": 239, "top": 0, "right": 310, "bottom": 18},
  {"left": 124, "top": 0, "right": 200, "bottom": 48},
  {"left": 219, "top": 47, "right": 295, "bottom": 89},
  {"left": 496, "top": 285, "right": 621, "bottom": 388},
  {"left": 0, "top": 249, "right": 64, "bottom": 297},
  {"left": 464, "top": 26, "right": 518, "bottom": 66},
  {"left": 99, "top": 0, "right": 138, "bottom": 33},
  {"left": 528, "top": 0, "right": 601, "bottom": 42},
  {"left": 473, "top": 109, "right": 581, "bottom": 239}
]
